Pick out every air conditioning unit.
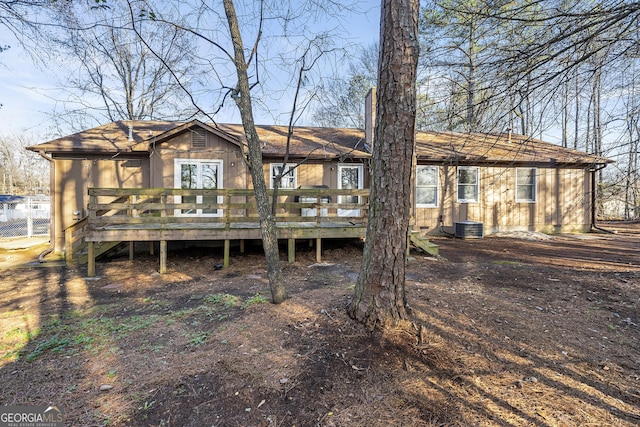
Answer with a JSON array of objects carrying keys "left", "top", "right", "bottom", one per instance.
[{"left": 454, "top": 221, "right": 483, "bottom": 239}]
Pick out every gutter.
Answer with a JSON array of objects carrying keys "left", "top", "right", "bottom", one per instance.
[
  {"left": 590, "top": 164, "right": 616, "bottom": 234},
  {"left": 37, "top": 150, "right": 55, "bottom": 262}
]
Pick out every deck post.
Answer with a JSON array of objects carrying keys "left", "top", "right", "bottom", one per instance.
[
  {"left": 288, "top": 238, "right": 295, "bottom": 263},
  {"left": 129, "top": 241, "right": 134, "bottom": 261},
  {"left": 224, "top": 239, "right": 230, "bottom": 267},
  {"left": 149, "top": 242, "right": 154, "bottom": 255},
  {"left": 239, "top": 239, "right": 245, "bottom": 254},
  {"left": 159, "top": 240, "right": 167, "bottom": 274},
  {"left": 316, "top": 238, "right": 322, "bottom": 263},
  {"left": 65, "top": 227, "right": 74, "bottom": 264},
  {"left": 87, "top": 241, "right": 95, "bottom": 277}
]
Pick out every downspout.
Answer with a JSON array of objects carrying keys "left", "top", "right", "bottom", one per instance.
[
  {"left": 37, "top": 150, "right": 55, "bottom": 262},
  {"left": 590, "top": 163, "right": 615, "bottom": 234}
]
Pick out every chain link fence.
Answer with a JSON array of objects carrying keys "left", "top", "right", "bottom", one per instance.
[{"left": 0, "top": 196, "right": 50, "bottom": 239}]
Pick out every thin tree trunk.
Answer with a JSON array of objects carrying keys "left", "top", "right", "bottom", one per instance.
[
  {"left": 574, "top": 67, "right": 579, "bottom": 150},
  {"left": 348, "top": 0, "right": 419, "bottom": 330},
  {"left": 223, "top": 0, "right": 287, "bottom": 304},
  {"left": 466, "top": 25, "right": 476, "bottom": 132},
  {"left": 562, "top": 76, "right": 568, "bottom": 148}
]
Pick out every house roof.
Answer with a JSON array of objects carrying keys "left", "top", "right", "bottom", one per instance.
[
  {"left": 27, "top": 120, "right": 611, "bottom": 166},
  {"left": 27, "top": 120, "right": 370, "bottom": 159},
  {"left": 27, "top": 121, "right": 181, "bottom": 154},
  {"left": 415, "top": 130, "right": 612, "bottom": 166},
  {"left": 217, "top": 124, "right": 369, "bottom": 158}
]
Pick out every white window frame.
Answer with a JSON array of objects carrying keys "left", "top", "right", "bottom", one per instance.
[
  {"left": 174, "top": 159, "right": 223, "bottom": 217},
  {"left": 270, "top": 163, "right": 297, "bottom": 189},
  {"left": 457, "top": 166, "right": 479, "bottom": 203},
  {"left": 337, "top": 164, "right": 364, "bottom": 217},
  {"left": 416, "top": 166, "right": 439, "bottom": 208},
  {"left": 516, "top": 167, "right": 537, "bottom": 203}
]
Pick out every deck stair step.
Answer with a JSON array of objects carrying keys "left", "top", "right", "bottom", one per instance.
[
  {"left": 410, "top": 232, "right": 439, "bottom": 257},
  {"left": 73, "top": 241, "right": 127, "bottom": 265}
]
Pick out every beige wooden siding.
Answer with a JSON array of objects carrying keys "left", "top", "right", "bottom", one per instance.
[
  {"left": 53, "top": 157, "right": 147, "bottom": 252},
  {"left": 414, "top": 165, "right": 593, "bottom": 235},
  {"left": 150, "top": 130, "right": 246, "bottom": 189},
  {"left": 259, "top": 160, "right": 365, "bottom": 190}
]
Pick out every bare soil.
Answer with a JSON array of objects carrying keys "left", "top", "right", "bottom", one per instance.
[{"left": 0, "top": 222, "right": 638, "bottom": 426}]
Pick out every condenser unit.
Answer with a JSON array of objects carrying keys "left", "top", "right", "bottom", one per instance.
[{"left": 454, "top": 221, "right": 484, "bottom": 239}]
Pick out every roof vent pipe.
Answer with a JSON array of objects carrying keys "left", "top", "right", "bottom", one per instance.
[
  {"left": 507, "top": 128, "right": 512, "bottom": 143},
  {"left": 128, "top": 125, "right": 134, "bottom": 142}
]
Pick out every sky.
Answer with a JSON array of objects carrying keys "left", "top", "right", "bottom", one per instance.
[
  {"left": 0, "top": 44, "right": 64, "bottom": 137},
  {"left": 0, "top": 2, "right": 380, "bottom": 142}
]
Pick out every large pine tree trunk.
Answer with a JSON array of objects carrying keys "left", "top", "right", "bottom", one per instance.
[
  {"left": 348, "top": 0, "right": 419, "bottom": 329},
  {"left": 223, "top": 0, "right": 287, "bottom": 304}
]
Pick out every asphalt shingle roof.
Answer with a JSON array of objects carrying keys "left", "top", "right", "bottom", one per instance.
[
  {"left": 28, "top": 120, "right": 611, "bottom": 166},
  {"left": 415, "top": 131, "right": 611, "bottom": 166}
]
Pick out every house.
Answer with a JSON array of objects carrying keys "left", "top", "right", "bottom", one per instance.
[
  {"left": 27, "top": 120, "right": 372, "bottom": 270},
  {"left": 362, "top": 88, "right": 612, "bottom": 237},
  {"left": 412, "top": 130, "right": 610, "bottom": 237},
  {"left": 27, "top": 92, "right": 612, "bottom": 269}
]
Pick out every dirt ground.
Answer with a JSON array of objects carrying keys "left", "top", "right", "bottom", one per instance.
[{"left": 0, "top": 222, "right": 638, "bottom": 426}]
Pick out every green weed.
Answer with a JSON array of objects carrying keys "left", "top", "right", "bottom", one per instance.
[
  {"left": 241, "top": 293, "right": 268, "bottom": 309},
  {"left": 204, "top": 293, "right": 240, "bottom": 308},
  {"left": 25, "top": 334, "right": 70, "bottom": 362},
  {"left": 188, "top": 331, "right": 209, "bottom": 347}
]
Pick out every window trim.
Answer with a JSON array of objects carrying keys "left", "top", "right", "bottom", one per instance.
[
  {"left": 337, "top": 163, "right": 364, "bottom": 217},
  {"left": 515, "top": 167, "right": 537, "bottom": 203},
  {"left": 457, "top": 166, "right": 479, "bottom": 203},
  {"left": 270, "top": 163, "right": 297, "bottom": 189},
  {"left": 174, "top": 158, "right": 223, "bottom": 217},
  {"left": 416, "top": 165, "right": 439, "bottom": 208}
]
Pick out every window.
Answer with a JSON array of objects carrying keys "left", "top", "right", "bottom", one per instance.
[
  {"left": 338, "top": 164, "right": 364, "bottom": 217},
  {"left": 174, "top": 159, "right": 223, "bottom": 217},
  {"left": 516, "top": 167, "right": 537, "bottom": 202},
  {"left": 416, "top": 166, "right": 438, "bottom": 207},
  {"left": 270, "top": 163, "right": 296, "bottom": 189},
  {"left": 457, "top": 167, "right": 479, "bottom": 202}
]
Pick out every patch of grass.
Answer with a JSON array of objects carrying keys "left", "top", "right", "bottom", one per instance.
[
  {"left": 1, "top": 326, "right": 40, "bottom": 363},
  {"left": 21, "top": 313, "right": 162, "bottom": 362},
  {"left": 493, "top": 260, "right": 521, "bottom": 266},
  {"left": 0, "top": 309, "right": 28, "bottom": 319},
  {"left": 5, "top": 326, "right": 39, "bottom": 340},
  {"left": 72, "top": 332, "right": 95, "bottom": 349},
  {"left": 168, "top": 308, "right": 194, "bottom": 320},
  {"left": 186, "top": 331, "right": 209, "bottom": 347},
  {"left": 204, "top": 293, "right": 240, "bottom": 308},
  {"left": 241, "top": 293, "right": 268, "bottom": 309},
  {"left": 25, "top": 334, "right": 70, "bottom": 362}
]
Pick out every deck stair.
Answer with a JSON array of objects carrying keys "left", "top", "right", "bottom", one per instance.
[
  {"left": 410, "top": 231, "right": 439, "bottom": 257},
  {"left": 73, "top": 241, "right": 127, "bottom": 265},
  {"left": 65, "top": 216, "right": 127, "bottom": 264}
]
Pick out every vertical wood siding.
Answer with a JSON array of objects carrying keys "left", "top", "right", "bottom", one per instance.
[{"left": 413, "top": 165, "right": 593, "bottom": 235}]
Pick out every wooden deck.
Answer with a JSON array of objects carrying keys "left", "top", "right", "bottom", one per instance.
[{"left": 84, "top": 188, "right": 370, "bottom": 276}]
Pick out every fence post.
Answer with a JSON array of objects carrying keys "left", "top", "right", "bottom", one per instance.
[{"left": 26, "top": 197, "right": 33, "bottom": 238}]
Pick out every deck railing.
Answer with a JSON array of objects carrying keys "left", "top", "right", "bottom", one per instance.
[
  {"left": 87, "top": 187, "right": 370, "bottom": 228},
  {"left": 84, "top": 187, "right": 370, "bottom": 275}
]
